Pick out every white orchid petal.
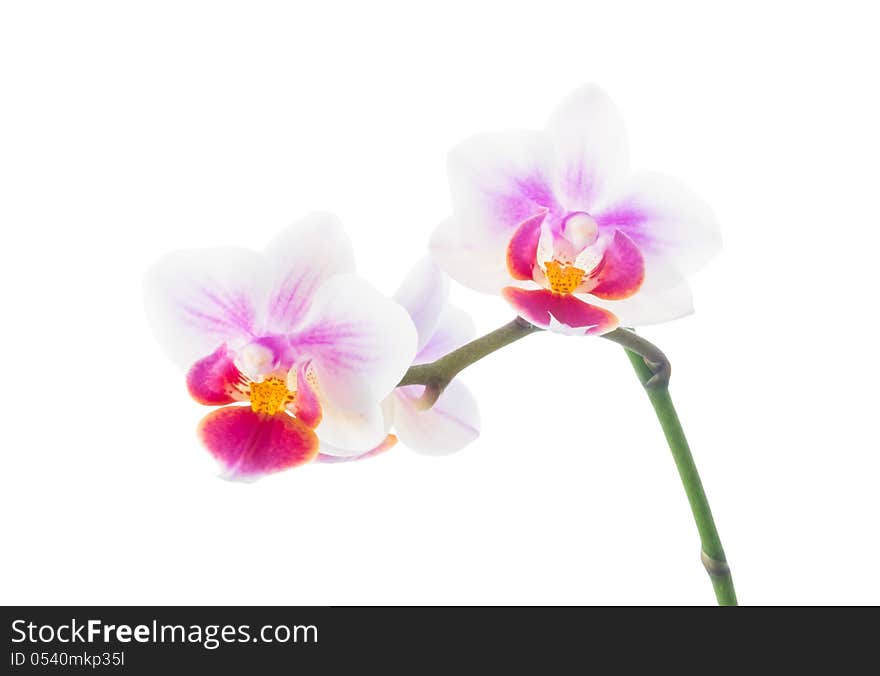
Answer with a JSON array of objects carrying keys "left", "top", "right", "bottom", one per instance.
[
  {"left": 144, "top": 247, "right": 268, "bottom": 368},
  {"left": 536, "top": 222, "right": 556, "bottom": 269},
  {"left": 546, "top": 84, "right": 630, "bottom": 211},
  {"left": 316, "top": 399, "right": 389, "bottom": 456},
  {"left": 448, "top": 130, "right": 561, "bottom": 238},
  {"left": 294, "top": 273, "right": 417, "bottom": 412},
  {"left": 588, "top": 257, "right": 694, "bottom": 327},
  {"left": 430, "top": 218, "right": 512, "bottom": 294},
  {"left": 393, "top": 380, "right": 480, "bottom": 455},
  {"left": 394, "top": 257, "right": 450, "bottom": 352},
  {"left": 596, "top": 171, "right": 721, "bottom": 278},
  {"left": 415, "top": 305, "right": 476, "bottom": 365},
  {"left": 263, "top": 212, "right": 356, "bottom": 333}
]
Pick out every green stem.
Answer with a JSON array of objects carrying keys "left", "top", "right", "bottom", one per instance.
[
  {"left": 399, "top": 319, "right": 736, "bottom": 604},
  {"left": 398, "top": 317, "right": 540, "bottom": 407},
  {"left": 603, "top": 328, "right": 738, "bottom": 606}
]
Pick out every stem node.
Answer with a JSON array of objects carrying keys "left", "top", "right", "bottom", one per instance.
[
  {"left": 645, "top": 358, "right": 671, "bottom": 390},
  {"left": 416, "top": 380, "right": 445, "bottom": 409},
  {"left": 397, "top": 318, "right": 540, "bottom": 407},
  {"left": 701, "top": 551, "right": 731, "bottom": 578}
]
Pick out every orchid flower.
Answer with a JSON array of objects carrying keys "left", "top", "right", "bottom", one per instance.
[
  {"left": 390, "top": 258, "right": 480, "bottom": 454},
  {"left": 430, "top": 85, "right": 721, "bottom": 335},
  {"left": 144, "top": 213, "right": 417, "bottom": 480}
]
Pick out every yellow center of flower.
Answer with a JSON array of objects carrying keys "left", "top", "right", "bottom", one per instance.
[
  {"left": 545, "top": 260, "right": 585, "bottom": 295},
  {"left": 249, "top": 377, "right": 294, "bottom": 415}
]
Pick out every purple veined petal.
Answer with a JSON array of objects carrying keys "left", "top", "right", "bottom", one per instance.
[
  {"left": 545, "top": 84, "right": 630, "bottom": 212},
  {"left": 415, "top": 305, "right": 476, "bottom": 365},
  {"left": 198, "top": 406, "right": 319, "bottom": 482},
  {"left": 392, "top": 380, "right": 480, "bottom": 455},
  {"left": 394, "top": 257, "right": 450, "bottom": 353},
  {"left": 144, "top": 246, "right": 269, "bottom": 369},
  {"left": 292, "top": 273, "right": 417, "bottom": 412},
  {"left": 430, "top": 217, "right": 513, "bottom": 294},
  {"left": 262, "top": 212, "right": 356, "bottom": 334},
  {"left": 585, "top": 256, "right": 695, "bottom": 328},
  {"left": 594, "top": 171, "right": 721, "bottom": 278},
  {"left": 447, "top": 130, "right": 563, "bottom": 239}
]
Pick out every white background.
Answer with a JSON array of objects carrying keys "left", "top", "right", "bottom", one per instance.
[{"left": 1, "top": 1, "right": 877, "bottom": 606}]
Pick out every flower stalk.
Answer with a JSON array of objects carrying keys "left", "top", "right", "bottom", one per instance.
[
  {"left": 400, "top": 320, "right": 737, "bottom": 605},
  {"left": 398, "top": 317, "right": 540, "bottom": 407},
  {"left": 602, "top": 328, "right": 738, "bottom": 606}
]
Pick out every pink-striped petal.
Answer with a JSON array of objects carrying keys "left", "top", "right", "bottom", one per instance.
[
  {"left": 290, "top": 360, "right": 322, "bottom": 429},
  {"left": 447, "top": 131, "right": 562, "bottom": 239},
  {"left": 144, "top": 247, "right": 267, "bottom": 369},
  {"left": 315, "top": 434, "right": 398, "bottom": 463},
  {"left": 263, "top": 213, "right": 356, "bottom": 333},
  {"left": 594, "top": 171, "right": 721, "bottom": 278},
  {"left": 506, "top": 211, "right": 547, "bottom": 280},
  {"left": 583, "top": 230, "right": 645, "bottom": 300},
  {"left": 293, "top": 273, "right": 417, "bottom": 412},
  {"left": 186, "top": 345, "right": 247, "bottom": 406},
  {"left": 502, "top": 287, "right": 619, "bottom": 335},
  {"left": 545, "top": 85, "right": 630, "bottom": 211},
  {"left": 197, "top": 407, "right": 319, "bottom": 481}
]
